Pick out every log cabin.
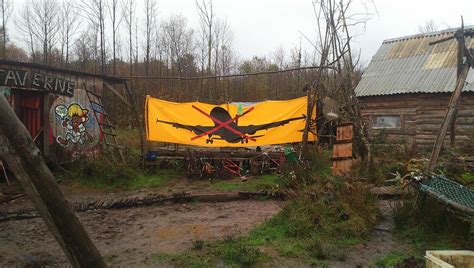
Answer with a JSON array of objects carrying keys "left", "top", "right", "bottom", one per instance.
[
  {"left": 355, "top": 27, "right": 474, "bottom": 148},
  {"left": 0, "top": 60, "right": 129, "bottom": 162}
]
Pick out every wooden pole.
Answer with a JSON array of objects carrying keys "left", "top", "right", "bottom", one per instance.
[
  {"left": 0, "top": 96, "right": 105, "bottom": 267},
  {"left": 124, "top": 81, "right": 145, "bottom": 157},
  {"left": 301, "top": 86, "right": 314, "bottom": 151},
  {"left": 450, "top": 29, "right": 466, "bottom": 147},
  {"left": 425, "top": 62, "right": 471, "bottom": 175}
]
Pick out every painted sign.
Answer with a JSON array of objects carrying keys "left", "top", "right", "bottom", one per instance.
[
  {"left": 145, "top": 96, "right": 316, "bottom": 147},
  {"left": 0, "top": 68, "right": 75, "bottom": 96}
]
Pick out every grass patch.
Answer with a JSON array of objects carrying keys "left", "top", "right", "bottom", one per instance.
[
  {"left": 211, "top": 174, "right": 281, "bottom": 192},
  {"left": 392, "top": 197, "right": 470, "bottom": 252},
  {"left": 215, "top": 237, "right": 266, "bottom": 267},
  {"left": 243, "top": 191, "right": 369, "bottom": 263},
  {"left": 150, "top": 238, "right": 265, "bottom": 267},
  {"left": 226, "top": 149, "right": 378, "bottom": 264},
  {"left": 72, "top": 168, "right": 178, "bottom": 191},
  {"left": 63, "top": 155, "right": 181, "bottom": 191},
  {"left": 151, "top": 252, "right": 211, "bottom": 268},
  {"left": 374, "top": 251, "right": 408, "bottom": 267}
]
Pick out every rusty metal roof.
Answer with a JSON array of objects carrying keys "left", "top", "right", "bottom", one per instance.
[{"left": 356, "top": 27, "right": 474, "bottom": 97}]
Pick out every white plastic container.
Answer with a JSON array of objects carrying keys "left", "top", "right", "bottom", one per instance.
[{"left": 425, "top": 250, "right": 474, "bottom": 268}]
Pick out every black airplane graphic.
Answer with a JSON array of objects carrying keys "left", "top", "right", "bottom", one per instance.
[{"left": 156, "top": 106, "right": 306, "bottom": 144}]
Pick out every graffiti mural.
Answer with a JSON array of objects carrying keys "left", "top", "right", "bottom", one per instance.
[
  {"left": 55, "top": 103, "right": 94, "bottom": 146},
  {"left": 50, "top": 88, "right": 101, "bottom": 153}
]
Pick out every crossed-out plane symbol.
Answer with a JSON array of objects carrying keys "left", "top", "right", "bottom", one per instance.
[{"left": 156, "top": 105, "right": 306, "bottom": 144}]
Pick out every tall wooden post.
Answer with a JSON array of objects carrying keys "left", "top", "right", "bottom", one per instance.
[
  {"left": 0, "top": 96, "right": 105, "bottom": 267},
  {"left": 302, "top": 85, "right": 315, "bottom": 152},
  {"left": 425, "top": 62, "right": 471, "bottom": 175},
  {"left": 450, "top": 29, "right": 466, "bottom": 147},
  {"left": 425, "top": 25, "right": 473, "bottom": 175}
]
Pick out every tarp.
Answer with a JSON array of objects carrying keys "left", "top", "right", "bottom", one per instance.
[{"left": 145, "top": 96, "right": 316, "bottom": 147}]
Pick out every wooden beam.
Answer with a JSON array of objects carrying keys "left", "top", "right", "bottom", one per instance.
[
  {"left": 465, "top": 46, "right": 474, "bottom": 66},
  {"left": 124, "top": 81, "right": 145, "bottom": 157},
  {"left": 103, "top": 82, "right": 132, "bottom": 109},
  {"left": 425, "top": 62, "right": 471, "bottom": 175},
  {"left": 301, "top": 87, "right": 315, "bottom": 151},
  {"left": 0, "top": 96, "right": 105, "bottom": 267},
  {"left": 42, "top": 93, "right": 50, "bottom": 158},
  {"left": 450, "top": 29, "right": 466, "bottom": 147}
]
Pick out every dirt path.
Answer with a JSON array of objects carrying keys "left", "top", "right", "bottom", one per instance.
[
  {"left": 0, "top": 177, "right": 254, "bottom": 213},
  {"left": 0, "top": 200, "right": 282, "bottom": 267}
]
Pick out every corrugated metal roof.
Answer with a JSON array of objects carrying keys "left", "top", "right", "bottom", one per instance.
[{"left": 356, "top": 27, "right": 474, "bottom": 97}]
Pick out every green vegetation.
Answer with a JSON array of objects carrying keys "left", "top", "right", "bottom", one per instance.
[
  {"left": 151, "top": 238, "right": 265, "bottom": 268},
  {"left": 215, "top": 237, "right": 266, "bottom": 267},
  {"left": 240, "top": 175, "right": 376, "bottom": 263},
  {"left": 391, "top": 197, "right": 470, "bottom": 252},
  {"left": 151, "top": 251, "right": 211, "bottom": 268},
  {"left": 374, "top": 251, "right": 409, "bottom": 267},
  {"left": 211, "top": 174, "right": 281, "bottom": 192},
  {"left": 148, "top": 148, "right": 379, "bottom": 266},
  {"left": 62, "top": 154, "right": 181, "bottom": 191},
  {"left": 459, "top": 172, "right": 474, "bottom": 186}
]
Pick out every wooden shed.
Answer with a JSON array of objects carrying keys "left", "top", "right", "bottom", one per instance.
[
  {"left": 355, "top": 27, "right": 474, "bottom": 148},
  {"left": 0, "top": 60, "right": 130, "bottom": 162}
]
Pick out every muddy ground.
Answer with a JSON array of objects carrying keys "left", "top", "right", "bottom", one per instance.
[
  {"left": 0, "top": 200, "right": 415, "bottom": 267},
  {"left": 0, "top": 179, "right": 416, "bottom": 267},
  {"left": 0, "top": 199, "right": 282, "bottom": 267}
]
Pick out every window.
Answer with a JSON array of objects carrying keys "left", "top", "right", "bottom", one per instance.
[{"left": 372, "top": 115, "right": 401, "bottom": 129}]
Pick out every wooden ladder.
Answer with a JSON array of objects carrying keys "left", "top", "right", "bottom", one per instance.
[{"left": 85, "top": 86, "right": 125, "bottom": 162}]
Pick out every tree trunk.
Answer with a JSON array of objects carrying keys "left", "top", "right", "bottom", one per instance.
[{"left": 0, "top": 96, "right": 105, "bottom": 267}]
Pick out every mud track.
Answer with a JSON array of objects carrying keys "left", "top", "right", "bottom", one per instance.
[{"left": 0, "top": 200, "right": 282, "bottom": 266}]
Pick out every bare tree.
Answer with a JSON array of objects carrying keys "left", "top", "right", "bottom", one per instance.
[
  {"left": 74, "top": 31, "right": 93, "bottom": 71},
  {"left": 16, "top": 4, "right": 37, "bottom": 61},
  {"left": 0, "top": 0, "right": 12, "bottom": 59},
  {"left": 154, "top": 26, "right": 167, "bottom": 76},
  {"left": 80, "top": 0, "right": 107, "bottom": 74},
  {"left": 143, "top": 0, "right": 157, "bottom": 75},
  {"left": 162, "top": 14, "right": 195, "bottom": 74},
  {"left": 305, "top": 0, "right": 374, "bottom": 161},
  {"left": 108, "top": 0, "right": 123, "bottom": 75},
  {"left": 272, "top": 46, "right": 287, "bottom": 70},
  {"left": 59, "top": 0, "right": 80, "bottom": 68},
  {"left": 123, "top": 0, "right": 136, "bottom": 76},
  {"left": 23, "top": 0, "right": 60, "bottom": 65},
  {"left": 134, "top": 17, "right": 139, "bottom": 64},
  {"left": 213, "top": 18, "right": 234, "bottom": 75},
  {"left": 196, "top": 0, "right": 214, "bottom": 75},
  {"left": 418, "top": 19, "right": 440, "bottom": 33}
]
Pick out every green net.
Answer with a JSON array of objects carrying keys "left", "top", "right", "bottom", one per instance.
[{"left": 420, "top": 175, "right": 474, "bottom": 220}]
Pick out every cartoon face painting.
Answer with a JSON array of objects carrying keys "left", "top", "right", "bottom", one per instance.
[{"left": 55, "top": 103, "right": 94, "bottom": 146}]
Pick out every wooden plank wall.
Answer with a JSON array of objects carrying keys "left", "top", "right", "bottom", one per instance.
[
  {"left": 359, "top": 92, "right": 474, "bottom": 148},
  {"left": 333, "top": 124, "right": 353, "bottom": 176}
]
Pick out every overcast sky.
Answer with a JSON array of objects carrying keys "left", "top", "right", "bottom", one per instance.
[
  {"left": 11, "top": 0, "right": 474, "bottom": 66},
  {"left": 155, "top": 0, "right": 473, "bottom": 65}
]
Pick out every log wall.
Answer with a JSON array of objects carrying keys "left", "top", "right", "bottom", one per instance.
[{"left": 358, "top": 92, "right": 474, "bottom": 148}]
